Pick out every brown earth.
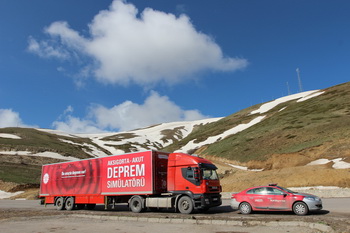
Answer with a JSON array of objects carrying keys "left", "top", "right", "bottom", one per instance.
[
  {"left": 204, "top": 148, "right": 350, "bottom": 192},
  {"left": 0, "top": 180, "right": 39, "bottom": 200},
  {"left": 1, "top": 146, "right": 350, "bottom": 198}
]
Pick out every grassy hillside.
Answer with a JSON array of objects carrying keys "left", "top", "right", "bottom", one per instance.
[
  {"left": 0, "top": 128, "right": 111, "bottom": 185},
  {"left": 0, "top": 128, "right": 110, "bottom": 159},
  {"left": 202, "top": 82, "right": 350, "bottom": 163},
  {"left": 166, "top": 82, "right": 350, "bottom": 164},
  {"left": 1, "top": 82, "right": 350, "bottom": 194}
]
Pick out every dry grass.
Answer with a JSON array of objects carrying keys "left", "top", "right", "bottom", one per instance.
[{"left": 221, "top": 165, "right": 350, "bottom": 192}]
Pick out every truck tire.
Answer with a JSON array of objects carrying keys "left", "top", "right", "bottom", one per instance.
[
  {"left": 293, "top": 202, "right": 309, "bottom": 215},
  {"left": 130, "top": 196, "right": 144, "bottom": 213},
  {"left": 65, "top": 197, "right": 75, "bottom": 211},
  {"left": 178, "top": 196, "right": 194, "bottom": 214},
  {"left": 55, "top": 197, "right": 65, "bottom": 211}
]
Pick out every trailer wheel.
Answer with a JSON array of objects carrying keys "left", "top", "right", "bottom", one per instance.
[
  {"left": 130, "top": 196, "right": 144, "bottom": 213},
  {"left": 178, "top": 196, "right": 194, "bottom": 214},
  {"left": 55, "top": 197, "right": 65, "bottom": 211},
  {"left": 65, "top": 197, "right": 75, "bottom": 211}
]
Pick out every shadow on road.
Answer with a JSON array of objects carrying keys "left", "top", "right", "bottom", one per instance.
[{"left": 74, "top": 204, "right": 329, "bottom": 217}]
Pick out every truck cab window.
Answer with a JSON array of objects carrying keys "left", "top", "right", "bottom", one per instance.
[
  {"left": 186, "top": 168, "right": 194, "bottom": 179},
  {"left": 202, "top": 168, "right": 219, "bottom": 180}
]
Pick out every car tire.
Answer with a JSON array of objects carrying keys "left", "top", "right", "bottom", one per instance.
[
  {"left": 239, "top": 202, "right": 252, "bottom": 214},
  {"left": 293, "top": 202, "right": 309, "bottom": 215}
]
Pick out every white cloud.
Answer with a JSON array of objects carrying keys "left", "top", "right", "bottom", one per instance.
[
  {"left": 0, "top": 109, "right": 34, "bottom": 128},
  {"left": 53, "top": 91, "right": 208, "bottom": 133},
  {"left": 28, "top": 0, "right": 248, "bottom": 86},
  {"left": 52, "top": 116, "right": 104, "bottom": 134},
  {"left": 27, "top": 36, "right": 70, "bottom": 60}
]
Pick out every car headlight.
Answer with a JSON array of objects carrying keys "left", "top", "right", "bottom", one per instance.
[{"left": 304, "top": 196, "right": 319, "bottom": 201}]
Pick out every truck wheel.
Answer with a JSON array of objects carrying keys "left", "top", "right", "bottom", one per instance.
[
  {"left": 65, "top": 197, "right": 75, "bottom": 211},
  {"left": 178, "top": 196, "right": 193, "bottom": 214},
  {"left": 293, "top": 202, "right": 309, "bottom": 215},
  {"left": 55, "top": 197, "right": 65, "bottom": 211},
  {"left": 130, "top": 196, "right": 144, "bottom": 213},
  {"left": 239, "top": 202, "right": 252, "bottom": 214}
]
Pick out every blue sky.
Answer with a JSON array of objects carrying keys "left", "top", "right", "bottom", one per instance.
[{"left": 1, "top": 0, "right": 349, "bottom": 133}]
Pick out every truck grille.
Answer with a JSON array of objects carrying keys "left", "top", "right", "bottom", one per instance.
[{"left": 209, "top": 186, "right": 219, "bottom": 192}]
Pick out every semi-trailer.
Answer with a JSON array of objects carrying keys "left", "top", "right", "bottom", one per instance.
[{"left": 39, "top": 150, "right": 222, "bottom": 214}]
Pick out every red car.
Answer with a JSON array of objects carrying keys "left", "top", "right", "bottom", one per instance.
[{"left": 230, "top": 184, "right": 322, "bottom": 215}]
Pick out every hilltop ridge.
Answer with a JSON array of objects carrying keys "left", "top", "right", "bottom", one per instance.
[{"left": 1, "top": 82, "right": 350, "bottom": 195}]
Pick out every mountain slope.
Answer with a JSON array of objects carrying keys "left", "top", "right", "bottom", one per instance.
[
  {"left": 1, "top": 82, "right": 350, "bottom": 194},
  {"left": 201, "top": 82, "right": 350, "bottom": 164}
]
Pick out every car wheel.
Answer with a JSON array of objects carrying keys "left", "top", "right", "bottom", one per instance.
[
  {"left": 239, "top": 202, "right": 252, "bottom": 214},
  {"left": 293, "top": 202, "right": 309, "bottom": 215}
]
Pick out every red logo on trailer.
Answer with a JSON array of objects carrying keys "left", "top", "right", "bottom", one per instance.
[
  {"left": 40, "top": 158, "right": 102, "bottom": 195},
  {"left": 101, "top": 151, "right": 153, "bottom": 194}
]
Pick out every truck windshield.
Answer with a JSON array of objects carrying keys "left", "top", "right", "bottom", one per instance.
[{"left": 202, "top": 168, "right": 219, "bottom": 180}]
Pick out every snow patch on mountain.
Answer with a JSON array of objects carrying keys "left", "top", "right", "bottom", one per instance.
[
  {"left": 0, "top": 134, "right": 21, "bottom": 139},
  {"left": 250, "top": 90, "right": 323, "bottom": 115},
  {"left": 307, "top": 158, "right": 350, "bottom": 169},
  {"left": 0, "top": 151, "right": 78, "bottom": 161},
  {"left": 87, "top": 117, "right": 223, "bottom": 155},
  {"left": 177, "top": 116, "right": 266, "bottom": 153}
]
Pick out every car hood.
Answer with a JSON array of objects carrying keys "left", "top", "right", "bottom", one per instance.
[{"left": 294, "top": 192, "right": 320, "bottom": 199}]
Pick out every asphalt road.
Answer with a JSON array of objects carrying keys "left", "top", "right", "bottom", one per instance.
[
  {"left": 0, "top": 198, "right": 349, "bottom": 232},
  {"left": 1, "top": 197, "right": 349, "bottom": 214}
]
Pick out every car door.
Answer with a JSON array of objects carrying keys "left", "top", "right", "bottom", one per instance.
[
  {"left": 265, "top": 187, "right": 289, "bottom": 210},
  {"left": 246, "top": 187, "right": 269, "bottom": 210}
]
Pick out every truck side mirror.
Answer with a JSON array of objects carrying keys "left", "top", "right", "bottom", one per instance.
[{"left": 194, "top": 167, "right": 200, "bottom": 180}]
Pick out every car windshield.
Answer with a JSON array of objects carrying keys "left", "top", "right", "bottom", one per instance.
[
  {"left": 202, "top": 168, "right": 219, "bottom": 180},
  {"left": 277, "top": 186, "right": 297, "bottom": 194}
]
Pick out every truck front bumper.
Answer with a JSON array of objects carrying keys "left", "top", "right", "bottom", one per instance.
[{"left": 194, "top": 193, "right": 222, "bottom": 209}]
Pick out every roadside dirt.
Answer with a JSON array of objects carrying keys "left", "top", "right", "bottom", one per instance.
[
  {"left": 204, "top": 153, "right": 350, "bottom": 192},
  {"left": 1, "top": 147, "right": 349, "bottom": 198},
  {"left": 0, "top": 203, "right": 349, "bottom": 233}
]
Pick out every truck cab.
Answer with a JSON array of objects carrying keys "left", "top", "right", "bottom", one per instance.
[{"left": 167, "top": 153, "right": 222, "bottom": 213}]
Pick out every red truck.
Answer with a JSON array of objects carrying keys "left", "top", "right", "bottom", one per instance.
[{"left": 40, "top": 150, "right": 222, "bottom": 214}]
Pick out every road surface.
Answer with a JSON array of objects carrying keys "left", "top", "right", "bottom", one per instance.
[{"left": 0, "top": 198, "right": 349, "bottom": 232}]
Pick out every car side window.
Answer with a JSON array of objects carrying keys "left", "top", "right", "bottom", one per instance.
[
  {"left": 266, "top": 187, "right": 284, "bottom": 195},
  {"left": 247, "top": 188, "right": 265, "bottom": 195}
]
